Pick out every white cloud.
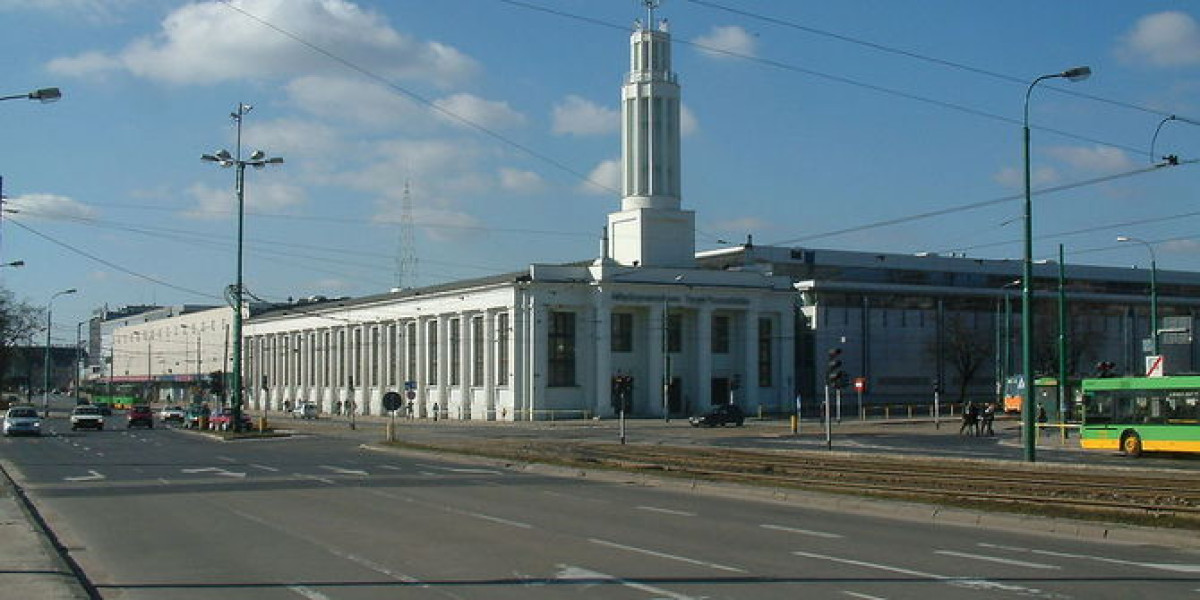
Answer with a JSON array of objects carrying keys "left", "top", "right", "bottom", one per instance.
[
  {"left": 1045, "top": 146, "right": 1134, "bottom": 172},
  {"left": 552, "top": 95, "right": 618, "bottom": 136},
  {"left": 433, "top": 93, "right": 526, "bottom": 130},
  {"left": 48, "top": 0, "right": 478, "bottom": 86},
  {"left": 693, "top": 25, "right": 757, "bottom": 59},
  {"left": 6, "top": 193, "right": 97, "bottom": 221},
  {"left": 580, "top": 159, "right": 621, "bottom": 196},
  {"left": 1117, "top": 11, "right": 1200, "bottom": 67},
  {"left": 0, "top": 0, "right": 137, "bottom": 22},
  {"left": 285, "top": 77, "right": 427, "bottom": 130},
  {"left": 498, "top": 168, "right": 546, "bottom": 194},
  {"left": 992, "top": 166, "right": 1059, "bottom": 189},
  {"left": 183, "top": 180, "right": 305, "bottom": 220},
  {"left": 680, "top": 104, "right": 699, "bottom": 136}
]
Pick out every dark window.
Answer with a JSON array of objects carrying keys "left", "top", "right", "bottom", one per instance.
[
  {"left": 497, "top": 313, "right": 510, "bottom": 386},
  {"left": 667, "top": 312, "right": 682, "bottom": 353},
  {"left": 712, "top": 315, "right": 730, "bottom": 354},
  {"left": 426, "top": 321, "right": 438, "bottom": 386},
  {"left": 471, "top": 316, "right": 484, "bottom": 386},
  {"left": 548, "top": 311, "right": 576, "bottom": 387},
  {"left": 449, "top": 318, "right": 461, "bottom": 386},
  {"left": 758, "top": 318, "right": 773, "bottom": 387},
  {"left": 612, "top": 313, "right": 634, "bottom": 352}
]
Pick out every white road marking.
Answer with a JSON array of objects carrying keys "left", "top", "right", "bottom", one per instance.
[
  {"left": 936, "top": 550, "right": 1060, "bottom": 570},
  {"left": 557, "top": 565, "right": 697, "bottom": 600},
  {"left": 320, "top": 465, "right": 369, "bottom": 476},
  {"left": 64, "top": 470, "right": 105, "bottom": 482},
  {"left": 842, "top": 592, "right": 887, "bottom": 600},
  {"left": 288, "top": 586, "right": 330, "bottom": 600},
  {"left": 793, "top": 550, "right": 1062, "bottom": 598},
  {"left": 461, "top": 510, "right": 532, "bottom": 529},
  {"left": 250, "top": 463, "right": 280, "bottom": 472},
  {"left": 978, "top": 543, "right": 1200, "bottom": 573},
  {"left": 590, "top": 538, "right": 746, "bottom": 573},
  {"left": 296, "top": 473, "right": 337, "bottom": 485},
  {"left": 443, "top": 467, "right": 501, "bottom": 475},
  {"left": 216, "top": 455, "right": 237, "bottom": 463},
  {"left": 761, "top": 523, "right": 844, "bottom": 539},
  {"left": 181, "top": 467, "right": 246, "bottom": 478},
  {"left": 636, "top": 505, "right": 695, "bottom": 517},
  {"left": 379, "top": 465, "right": 403, "bottom": 471}
]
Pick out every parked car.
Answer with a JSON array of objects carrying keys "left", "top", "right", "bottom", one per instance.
[
  {"left": 3, "top": 405, "right": 41, "bottom": 436},
  {"left": 159, "top": 405, "right": 186, "bottom": 424},
  {"left": 291, "top": 401, "right": 318, "bottom": 419},
  {"left": 689, "top": 404, "right": 745, "bottom": 427},
  {"left": 208, "top": 409, "right": 253, "bottom": 431},
  {"left": 184, "top": 404, "right": 210, "bottom": 429},
  {"left": 127, "top": 405, "right": 154, "bottom": 429},
  {"left": 70, "top": 405, "right": 105, "bottom": 431}
]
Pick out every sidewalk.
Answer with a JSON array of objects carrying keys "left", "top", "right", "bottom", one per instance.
[{"left": 0, "top": 463, "right": 91, "bottom": 599}]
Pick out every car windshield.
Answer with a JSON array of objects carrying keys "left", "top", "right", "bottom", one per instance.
[
  {"left": 74, "top": 407, "right": 101, "bottom": 415},
  {"left": 7, "top": 408, "right": 37, "bottom": 418}
]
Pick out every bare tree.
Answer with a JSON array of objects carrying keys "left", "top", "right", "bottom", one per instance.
[
  {"left": 929, "top": 313, "right": 994, "bottom": 403},
  {"left": 0, "top": 287, "right": 44, "bottom": 390}
]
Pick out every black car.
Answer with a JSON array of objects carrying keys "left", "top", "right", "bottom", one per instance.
[{"left": 689, "top": 404, "right": 745, "bottom": 427}]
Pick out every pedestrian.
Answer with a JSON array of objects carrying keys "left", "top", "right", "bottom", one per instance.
[
  {"left": 433, "top": 402, "right": 439, "bottom": 421},
  {"left": 981, "top": 402, "right": 995, "bottom": 436},
  {"left": 335, "top": 399, "right": 343, "bottom": 416},
  {"left": 959, "top": 401, "right": 978, "bottom": 436},
  {"left": 1037, "top": 405, "right": 1048, "bottom": 437}
]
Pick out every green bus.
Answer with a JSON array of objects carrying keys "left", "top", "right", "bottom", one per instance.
[{"left": 1079, "top": 376, "right": 1200, "bottom": 457}]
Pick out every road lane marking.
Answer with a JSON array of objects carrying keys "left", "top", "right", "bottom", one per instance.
[
  {"left": 216, "top": 455, "right": 237, "bottom": 463},
  {"left": 978, "top": 543, "right": 1200, "bottom": 574},
  {"left": 251, "top": 463, "right": 280, "bottom": 472},
  {"left": 380, "top": 465, "right": 403, "bottom": 471},
  {"left": 460, "top": 510, "right": 532, "bottom": 529},
  {"left": 792, "top": 550, "right": 1061, "bottom": 598},
  {"left": 761, "top": 523, "right": 844, "bottom": 539},
  {"left": 636, "top": 505, "right": 695, "bottom": 517},
  {"left": 295, "top": 473, "right": 337, "bottom": 485},
  {"left": 590, "top": 538, "right": 746, "bottom": 573},
  {"left": 181, "top": 467, "right": 246, "bottom": 478},
  {"left": 557, "top": 565, "right": 697, "bottom": 600},
  {"left": 319, "top": 465, "right": 369, "bottom": 476},
  {"left": 935, "top": 550, "right": 1060, "bottom": 570},
  {"left": 64, "top": 470, "right": 105, "bottom": 482},
  {"left": 842, "top": 592, "right": 887, "bottom": 600},
  {"left": 289, "top": 586, "right": 330, "bottom": 600}
]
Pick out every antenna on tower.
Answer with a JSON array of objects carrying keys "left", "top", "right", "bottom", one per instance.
[
  {"left": 643, "top": 0, "right": 662, "bottom": 25},
  {"left": 395, "top": 179, "right": 418, "bottom": 290}
]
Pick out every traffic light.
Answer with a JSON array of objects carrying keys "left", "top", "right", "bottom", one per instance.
[
  {"left": 826, "top": 348, "right": 845, "bottom": 388},
  {"left": 208, "top": 371, "right": 224, "bottom": 394},
  {"left": 1095, "top": 361, "right": 1117, "bottom": 378},
  {"left": 610, "top": 375, "right": 633, "bottom": 413}
]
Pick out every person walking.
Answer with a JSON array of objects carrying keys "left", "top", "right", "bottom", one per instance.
[
  {"left": 981, "top": 402, "right": 996, "bottom": 436},
  {"left": 959, "top": 401, "right": 978, "bottom": 436}
]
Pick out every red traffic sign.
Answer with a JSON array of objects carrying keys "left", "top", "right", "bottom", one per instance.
[{"left": 853, "top": 377, "right": 866, "bottom": 392}]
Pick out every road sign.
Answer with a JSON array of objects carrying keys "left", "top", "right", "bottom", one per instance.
[
  {"left": 403, "top": 380, "right": 417, "bottom": 391},
  {"left": 383, "top": 391, "right": 403, "bottom": 411},
  {"left": 1145, "top": 355, "right": 1165, "bottom": 378},
  {"left": 406, "top": 390, "right": 416, "bottom": 400},
  {"left": 853, "top": 377, "right": 866, "bottom": 393}
]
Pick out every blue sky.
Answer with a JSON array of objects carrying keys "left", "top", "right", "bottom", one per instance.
[{"left": 2, "top": 0, "right": 1199, "bottom": 346}]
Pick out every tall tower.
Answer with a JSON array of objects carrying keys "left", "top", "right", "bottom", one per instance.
[
  {"left": 395, "top": 179, "right": 418, "bottom": 290},
  {"left": 607, "top": 1, "right": 695, "bottom": 268}
]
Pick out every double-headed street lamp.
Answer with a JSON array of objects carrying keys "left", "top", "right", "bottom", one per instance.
[
  {"left": 1117, "top": 235, "right": 1158, "bottom": 356},
  {"left": 0, "top": 87, "right": 61, "bottom": 104},
  {"left": 201, "top": 103, "right": 283, "bottom": 432},
  {"left": 43, "top": 288, "right": 77, "bottom": 416},
  {"left": 1021, "top": 65, "right": 1091, "bottom": 463}
]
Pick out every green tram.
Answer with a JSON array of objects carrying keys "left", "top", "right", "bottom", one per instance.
[{"left": 1079, "top": 376, "right": 1200, "bottom": 457}]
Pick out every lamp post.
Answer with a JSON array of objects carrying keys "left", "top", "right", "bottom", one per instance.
[
  {"left": 43, "top": 288, "right": 77, "bottom": 417},
  {"left": 181, "top": 324, "right": 202, "bottom": 402},
  {"left": 995, "top": 279, "right": 1021, "bottom": 406},
  {"left": 1022, "top": 65, "right": 1090, "bottom": 463},
  {"left": 0, "top": 87, "right": 61, "bottom": 103},
  {"left": 202, "top": 103, "right": 284, "bottom": 432},
  {"left": 1117, "top": 235, "right": 1158, "bottom": 357}
]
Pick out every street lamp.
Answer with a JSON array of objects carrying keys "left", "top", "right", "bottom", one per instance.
[
  {"left": 994, "top": 279, "right": 1021, "bottom": 406},
  {"left": 181, "top": 324, "right": 202, "bottom": 402},
  {"left": 1021, "top": 65, "right": 1090, "bottom": 463},
  {"left": 1117, "top": 235, "right": 1158, "bottom": 357},
  {"left": 0, "top": 87, "right": 62, "bottom": 103},
  {"left": 43, "top": 288, "right": 77, "bottom": 417},
  {"left": 201, "top": 103, "right": 283, "bottom": 432}
]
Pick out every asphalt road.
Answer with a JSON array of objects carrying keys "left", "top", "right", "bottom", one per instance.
[{"left": 2, "top": 405, "right": 1199, "bottom": 599}]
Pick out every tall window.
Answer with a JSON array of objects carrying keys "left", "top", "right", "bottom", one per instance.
[
  {"left": 548, "top": 311, "right": 576, "bottom": 387},
  {"left": 611, "top": 313, "right": 633, "bottom": 352},
  {"left": 666, "top": 312, "right": 682, "bottom": 353},
  {"left": 712, "top": 315, "right": 730, "bottom": 354},
  {"left": 406, "top": 322, "right": 417, "bottom": 384},
  {"left": 471, "top": 316, "right": 484, "bottom": 386},
  {"left": 758, "top": 318, "right": 773, "bottom": 387},
  {"left": 426, "top": 321, "right": 438, "bottom": 385},
  {"left": 370, "top": 328, "right": 380, "bottom": 387},
  {"left": 449, "top": 318, "right": 461, "bottom": 386},
  {"left": 497, "top": 312, "right": 510, "bottom": 386},
  {"left": 387, "top": 324, "right": 397, "bottom": 386},
  {"left": 352, "top": 328, "right": 362, "bottom": 388},
  {"left": 336, "top": 330, "right": 345, "bottom": 386}
]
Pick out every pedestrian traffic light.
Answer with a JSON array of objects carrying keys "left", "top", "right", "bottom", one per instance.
[
  {"left": 826, "top": 348, "right": 845, "bottom": 387},
  {"left": 1095, "top": 361, "right": 1116, "bottom": 378}
]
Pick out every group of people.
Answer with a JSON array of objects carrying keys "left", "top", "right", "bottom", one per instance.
[{"left": 959, "top": 401, "right": 997, "bottom": 436}]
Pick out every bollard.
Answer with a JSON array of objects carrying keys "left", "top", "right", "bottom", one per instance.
[
  {"left": 790, "top": 414, "right": 798, "bottom": 434},
  {"left": 258, "top": 417, "right": 266, "bottom": 433}
]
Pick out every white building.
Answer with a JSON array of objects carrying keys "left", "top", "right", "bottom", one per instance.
[
  {"left": 109, "top": 306, "right": 234, "bottom": 402},
  {"left": 242, "top": 11, "right": 798, "bottom": 421}
]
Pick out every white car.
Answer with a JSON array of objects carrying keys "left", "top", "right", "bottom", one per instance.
[
  {"left": 159, "top": 405, "right": 186, "bottom": 424},
  {"left": 70, "top": 405, "right": 105, "bottom": 431},
  {"left": 3, "top": 406, "right": 42, "bottom": 436}
]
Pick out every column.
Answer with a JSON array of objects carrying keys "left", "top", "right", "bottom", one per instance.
[
  {"left": 648, "top": 302, "right": 665, "bottom": 417},
  {"left": 742, "top": 305, "right": 759, "bottom": 409},
  {"left": 594, "top": 289, "right": 612, "bottom": 418},
  {"left": 696, "top": 305, "right": 713, "bottom": 409}
]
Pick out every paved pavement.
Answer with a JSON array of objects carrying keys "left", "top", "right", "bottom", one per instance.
[{"left": 0, "top": 412, "right": 1189, "bottom": 597}]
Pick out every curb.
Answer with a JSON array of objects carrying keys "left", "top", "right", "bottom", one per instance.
[{"left": 0, "top": 461, "right": 95, "bottom": 599}]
